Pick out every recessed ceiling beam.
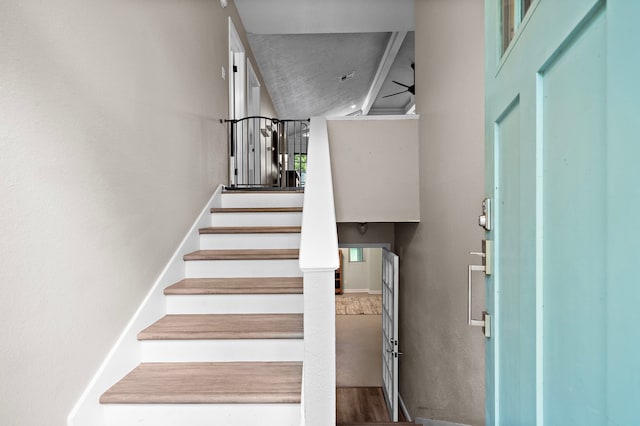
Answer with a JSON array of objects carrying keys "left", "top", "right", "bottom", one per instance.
[{"left": 361, "top": 31, "right": 407, "bottom": 116}]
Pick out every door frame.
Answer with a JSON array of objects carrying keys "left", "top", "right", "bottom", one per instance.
[
  {"left": 246, "top": 59, "right": 261, "bottom": 184},
  {"left": 336, "top": 243, "right": 409, "bottom": 422},
  {"left": 228, "top": 18, "right": 246, "bottom": 186}
]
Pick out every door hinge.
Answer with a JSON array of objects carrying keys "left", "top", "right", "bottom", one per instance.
[
  {"left": 233, "top": 65, "right": 238, "bottom": 73},
  {"left": 234, "top": 168, "right": 238, "bottom": 176}
]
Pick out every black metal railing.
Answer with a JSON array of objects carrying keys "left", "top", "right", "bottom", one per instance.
[{"left": 226, "top": 116, "right": 309, "bottom": 189}]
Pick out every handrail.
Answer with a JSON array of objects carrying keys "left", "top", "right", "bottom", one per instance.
[
  {"left": 225, "top": 116, "right": 310, "bottom": 124},
  {"left": 299, "top": 117, "right": 339, "bottom": 271},
  {"left": 299, "top": 116, "right": 339, "bottom": 426}
]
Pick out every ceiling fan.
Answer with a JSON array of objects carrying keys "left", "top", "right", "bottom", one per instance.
[{"left": 382, "top": 62, "right": 415, "bottom": 98}]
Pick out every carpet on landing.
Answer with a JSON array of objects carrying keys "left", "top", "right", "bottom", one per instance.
[{"left": 335, "top": 295, "right": 382, "bottom": 315}]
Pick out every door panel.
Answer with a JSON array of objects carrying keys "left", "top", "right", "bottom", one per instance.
[
  {"left": 494, "top": 98, "right": 536, "bottom": 425},
  {"left": 381, "top": 249, "right": 399, "bottom": 421},
  {"left": 540, "top": 9, "right": 606, "bottom": 424},
  {"left": 485, "top": 0, "right": 640, "bottom": 424},
  {"left": 606, "top": 3, "right": 640, "bottom": 424}
]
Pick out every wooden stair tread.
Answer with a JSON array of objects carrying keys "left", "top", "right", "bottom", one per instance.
[
  {"left": 184, "top": 249, "right": 299, "bottom": 261},
  {"left": 199, "top": 226, "right": 301, "bottom": 234},
  {"left": 164, "top": 277, "right": 303, "bottom": 295},
  {"left": 100, "top": 362, "right": 302, "bottom": 404},
  {"left": 338, "top": 423, "right": 415, "bottom": 426},
  {"left": 138, "top": 314, "right": 303, "bottom": 340},
  {"left": 211, "top": 207, "right": 302, "bottom": 213}
]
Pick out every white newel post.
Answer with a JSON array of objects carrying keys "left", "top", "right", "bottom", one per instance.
[
  {"left": 301, "top": 270, "right": 336, "bottom": 426},
  {"left": 299, "top": 117, "right": 338, "bottom": 426}
]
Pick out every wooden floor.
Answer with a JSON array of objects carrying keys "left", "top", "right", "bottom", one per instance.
[{"left": 337, "top": 387, "right": 412, "bottom": 425}]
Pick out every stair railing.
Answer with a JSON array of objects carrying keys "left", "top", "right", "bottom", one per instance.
[
  {"left": 225, "top": 116, "right": 309, "bottom": 189},
  {"left": 298, "top": 117, "right": 339, "bottom": 426}
]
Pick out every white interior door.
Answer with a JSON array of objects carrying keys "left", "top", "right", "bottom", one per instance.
[{"left": 381, "top": 249, "right": 399, "bottom": 421}]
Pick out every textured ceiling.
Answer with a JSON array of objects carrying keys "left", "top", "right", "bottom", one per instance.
[
  {"left": 370, "top": 31, "right": 416, "bottom": 114},
  {"left": 235, "top": 0, "right": 416, "bottom": 118},
  {"left": 248, "top": 33, "right": 390, "bottom": 118}
]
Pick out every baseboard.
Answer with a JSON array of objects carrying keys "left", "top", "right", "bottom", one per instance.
[
  {"left": 68, "top": 185, "right": 224, "bottom": 426},
  {"left": 415, "top": 418, "right": 471, "bottom": 426},
  {"left": 398, "top": 393, "right": 412, "bottom": 423},
  {"left": 341, "top": 289, "right": 382, "bottom": 295}
]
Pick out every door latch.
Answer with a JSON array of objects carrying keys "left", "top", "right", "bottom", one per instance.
[
  {"left": 481, "top": 311, "right": 491, "bottom": 338},
  {"left": 470, "top": 240, "right": 492, "bottom": 276}
]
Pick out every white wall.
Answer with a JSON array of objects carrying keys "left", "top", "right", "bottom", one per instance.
[
  {"left": 367, "top": 248, "right": 382, "bottom": 293},
  {"left": 327, "top": 116, "right": 420, "bottom": 223},
  {"left": 0, "top": 1, "right": 273, "bottom": 425},
  {"left": 395, "top": 0, "right": 485, "bottom": 425},
  {"left": 339, "top": 248, "right": 382, "bottom": 293}
]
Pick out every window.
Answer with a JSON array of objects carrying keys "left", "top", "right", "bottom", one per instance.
[
  {"left": 349, "top": 248, "right": 364, "bottom": 262},
  {"left": 294, "top": 154, "right": 307, "bottom": 187},
  {"left": 501, "top": 0, "right": 535, "bottom": 54}
]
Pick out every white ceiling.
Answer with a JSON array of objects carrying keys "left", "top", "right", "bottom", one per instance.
[{"left": 234, "top": 0, "right": 416, "bottom": 118}]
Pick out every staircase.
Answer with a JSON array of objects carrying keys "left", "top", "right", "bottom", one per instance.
[{"left": 100, "top": 189, "right": 305, "bottom": 426}]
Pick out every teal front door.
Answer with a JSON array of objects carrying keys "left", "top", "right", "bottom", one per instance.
[{"left": 484, "top": 1, "right": 640, "bottom": 424}]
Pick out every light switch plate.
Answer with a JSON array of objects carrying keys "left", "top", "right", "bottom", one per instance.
[{"left": 221, "top": 66, "right": 226, "bottom": 80}]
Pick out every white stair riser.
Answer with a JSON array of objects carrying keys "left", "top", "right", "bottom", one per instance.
[
  {"left": 140, "top": 339, "right": 304, "bottom": 363},
  {"left": 199, "top": 233, "right": 300, "bottom": 250},
  {"left": 104, "top": 403, "right": 300, "bottom": 426},
  {"left": 166, "top": 294, "right": 303, "bottom": 314},
  {"left": 211, "top": 212, "right": 302, "bottom": 227},
  {"left": 185, "top": 259, "right": 302, "bottom": 278},
  {"left": 221, "top": 192, "right": 304, "bottom": 208}
]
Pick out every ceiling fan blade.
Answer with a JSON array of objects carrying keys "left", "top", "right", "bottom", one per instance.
[
  {"left": 392, "top": 80, "right": 412, "bottom": 89},
  {"left": 382, "top": 89, "right": 408, "bottom": 98}
]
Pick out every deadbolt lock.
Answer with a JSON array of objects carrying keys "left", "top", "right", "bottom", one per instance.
[{"left": 478, "top": 198, "right": 492, "bottom": 231}]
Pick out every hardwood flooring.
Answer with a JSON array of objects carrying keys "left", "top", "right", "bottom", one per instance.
[{"left": 336, "top": 387, "right": 412, "bottom": 425}]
